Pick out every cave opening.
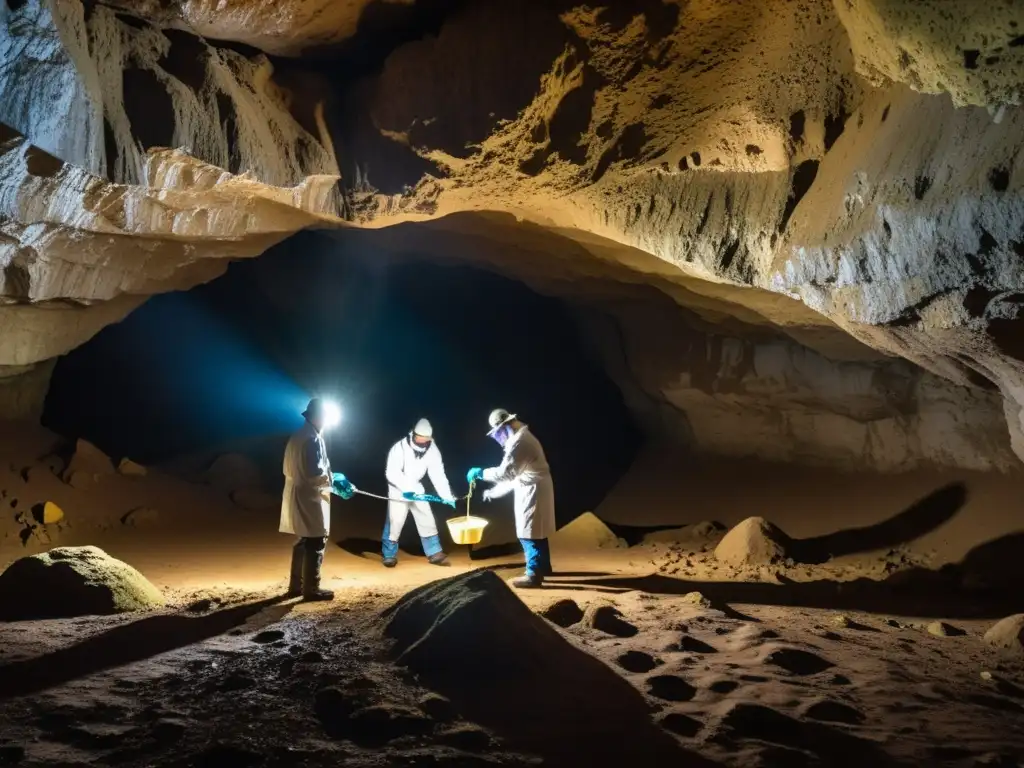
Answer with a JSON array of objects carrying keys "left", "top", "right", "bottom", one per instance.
[{"left": 42, "top": 230, "right": 643, "bottom": 535}]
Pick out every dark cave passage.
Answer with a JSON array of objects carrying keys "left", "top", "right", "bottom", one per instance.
[{"left": 42, "top": 231, "right": 642, "bottom": 525}]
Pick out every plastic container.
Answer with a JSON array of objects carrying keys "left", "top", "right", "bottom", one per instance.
[{"left": 446, "top": 515, "right": 489, "bottom": 545}]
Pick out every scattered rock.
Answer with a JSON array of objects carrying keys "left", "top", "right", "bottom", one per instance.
[
  {"left": 438, "top": 724, "right": 492, "bottom": 751},
  {"left": 803, "top": 699, "right": 866, "bottom": 724},
  {"left": 418, "top": 693, "right": 457, "bottom": 722},
  {"left": 314, "top": 686, "right": 357, "bottom": 737},
  {"left": 681, "top": 591, "right": 712, "bottom": 609},
  {"left": 642, "top": 521, "right": 725, "bottom": 545},
  {"left": 714, "top": 517, "right": 793, "bottom": 567},
  {"left": 647, "top": 674, "right": 697, "bottom": 702},
  {"left": 30, "top": 501, "right": 63, "bottom": 525},
  {"left": 676, "top": 635, "right": 718, "bottom": 654},
  {"left": 538, "top": 598, "right": 584, "bottom": 628},
  {"left": 584, "top": 603, "right": 638, "bottom": 638},
  {"left": 0, "top": 545, "right": 165, "bottom": 620},
  {"left": 764, "top": 648, "right": 834, "bottom": 676},
  {"left": 659, "top": 712, "right": 702, "bottom": 738},
  {"left": 117, "top": 458, "right": 147, "bottom": 477},
  {"left": 984, "top": 615, "right": 1024, "bottom": 654},
  {"left": 252, "top": 629, "right": 286, "bottom": 644},
  {"left": 886, "top": 619, "right": 904, "bottom": 628},
  {"left": 205, "top": 454, "right": 263, "bottom": 494},
  {"left": 121, "top": 507, "right": 159, "bottom": 527},
  {"left": 832, "top": 614, "right": 851, "bottom": 628},
  {"left": 616, "top": 650, "right": 660, "bottom": 673},
  {"left": 927, "top": 621, "right": 965, "bottom": 637},
  {"left": 62, "top": 439, "right": 114, "bottom": 487},
  {"left": 230, "top": 487, "right": 278, "bottom": 512},
  {"left": 550, "top": 511, "right": 626, "bottom": 550},
  {"left": 347, "top": 704, "right": 432, "bottom": 746}
]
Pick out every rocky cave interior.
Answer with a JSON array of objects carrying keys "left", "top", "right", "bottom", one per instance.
[{"left": 1, "top": 0, "right": 1024, "bottom": 766}]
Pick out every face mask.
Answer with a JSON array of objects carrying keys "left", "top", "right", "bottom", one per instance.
[
  {"left": 491, "top": 424, "right": 513, "bottom": 447},
  {"left": 410, "top": 434, "right": 430, "bottom": 453}
]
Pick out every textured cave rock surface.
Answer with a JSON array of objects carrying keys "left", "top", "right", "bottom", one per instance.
[{"left": 1, "top": 0, "right": 1023, "bottom": 470}]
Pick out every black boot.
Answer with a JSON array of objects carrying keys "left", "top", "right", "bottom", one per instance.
[
  {"left": 285, "top": 538, "right": 304, "bottom": 597},
  {"left": 427, "top": 552, "right": 449, "bottom": 566},
  {"left": 302, "top": 537, "right": 334, "bottom": 601},
  {"left": 511, "top": 573, "right": 543, "bottom": 589}
]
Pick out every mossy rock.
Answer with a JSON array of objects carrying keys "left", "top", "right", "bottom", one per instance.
[{"left": 0, "top": 545, "right": 165, "bottom": 620}]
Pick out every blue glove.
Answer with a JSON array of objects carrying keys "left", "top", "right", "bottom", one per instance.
[
  {"left": 402, "top": 491, "right": 420, "bottom": 502},
  {"left": 443, "top": 497, "right": 457, "bottom": 509},
  {"left": 331, "top": 473, "right": 355, "bottom": 500},
  {"left": 467, "top": 467, "right": 484, "bottom": 484}
]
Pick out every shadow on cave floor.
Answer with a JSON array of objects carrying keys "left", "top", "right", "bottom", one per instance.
[
  {"left": 790, "top": 482, "right": 968, "bottom": 564},
  {"left": 545, "top": 569, "right": 1018, "bottom": 620},
  {"left": 0, "top": 596, "right": 290, "bottom": 700}
]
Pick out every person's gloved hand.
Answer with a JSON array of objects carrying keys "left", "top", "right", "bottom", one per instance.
[
  {"left": 466, "top": 467, "right": 483, "bottom": 484},
  {"left": 443, "top": 497, "right": 457, "bottom": 509},
  {"left": 331, "top": 473, "right": 355, "bottom": 500},
  {"left": 482, "top": 488, "right": 495, "bottom": 502},
  {"left": 402, "top": 491, "right": 421, "bottom": 502}
]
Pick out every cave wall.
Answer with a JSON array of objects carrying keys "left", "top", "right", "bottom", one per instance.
[{"left": 1, "top": 0, "right": 1023, "bottom": 475}]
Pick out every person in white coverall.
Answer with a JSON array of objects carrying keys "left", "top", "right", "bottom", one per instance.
[
  {"left": 280, "top": 398, "right": 353, "bottom": 601},
  {"left": 467, "top": 408, "right": 556, "bottom": 588},
  {"left": 382, "top": 418, "right": 456, "bottom": 567}
]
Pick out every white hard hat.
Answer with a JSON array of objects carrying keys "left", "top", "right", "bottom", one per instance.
[
  {"left": 487, "top": 408, "right": 516, "bottom": 436},
  {"left": 413, "top": 418, "right": 433, "bottom": 438}
]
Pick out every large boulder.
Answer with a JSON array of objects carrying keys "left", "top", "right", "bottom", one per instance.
[
  {"left": 550, "top": 512, "right": 626, "bottom": 551},
  {"left": 714, "top": 517, "right": 794, "bottom": 568},
  {"left": 0, "top": 546, "right": 165, "bottom": 620},
  {"left": 381, "top": 569, "right": 703, "bottom": 765},
  {"left": 205, "top": 454, "right": 263, "bottom": 494},
  {"left": 983, "top": 615, "right": 1024, "bottom": 654}
]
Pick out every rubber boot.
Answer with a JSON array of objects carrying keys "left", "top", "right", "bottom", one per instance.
[
  {"left": 285, "top": 539, "right": 303, "bottom": 597},
  {"left": 511, "top": 573, "right": 543, "bottom": 589},
  {"left": 427, "top": 552, "right": 450, "bottom": 566},
  {"left": 302, "top": 539, "right": 333, "bottom": 602},
  {"left": 382, "top": 557, "right": 398, "bottom": 568}
]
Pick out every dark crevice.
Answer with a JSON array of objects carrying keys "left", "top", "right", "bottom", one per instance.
[
  {"left": 546, "top": 64, "right": 605, "bottom": 166},
  {"left": 989, "top": 167, "right": 1010, "bottom": 192},
  {"left": 216, "top": 93, "right": 240, "bottom": 174},
  {"left": 158, "top": 29, "right": 210, "bottom": 92},
  {"left": 24, "top": 145, "right": 63, "bottom": 178},
  {"left": 591, "top": 122, "right": 648, "bottom": 183},
  {"left": 1010, "top": 36, "right": 1024, "bottom": 47},
  {"left": 963, "top": 286, "right": 1000, "bottom": 317},
  {"left": 102, "top": 119, "right": 119, "bottom": 179},
  {"left": 122, "top": 67, "right": 175, "bottom": 151},
  {"left": 114, "top": 12, "right": 148, "bottom": 29},
  {"left": 978, "top": 228, "right": 998, "bottom": 256},
  {"left": 690, "top": 151, "right": 702, "bottom": 167},
  {"left": 745, "top": 144, "right": 762, "bottom": 156},
  {"left": 824, "top": 98, "right": 850, "bottom": 152},
  {"left": 719, "top": 239, "right": 742, "bottom": 272},
  {"left": 788, "top": 110, "right": 805, "bottom": 143},
  {"left": 778, "top": 160, "right": 819, "bottom": 233},
  {"left": 963, "top": 49, "right": 980, "bottom": 69},
  {"left": 913, "top": 175, "right": 932, "bottom": 200},
  {"left": 881, "top": 104, "right": 890, "bottom": 122},
  {"left": 888, "top": 290, "right": 951, "bottom": 327}
]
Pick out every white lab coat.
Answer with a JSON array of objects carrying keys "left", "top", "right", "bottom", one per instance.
[
  {"left": 385, "top": 436, "right": 453, "bottom": 541},
  {"left": 482, "top": 425, "right": 555, "bottom": 540},
  {"left": 280, "top": 421, "right": 332, "bottom": 538}
]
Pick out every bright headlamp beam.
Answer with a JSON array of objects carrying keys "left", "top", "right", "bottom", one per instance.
[{"left": 322, "top": 400, "right": 342, "bottom": 430}]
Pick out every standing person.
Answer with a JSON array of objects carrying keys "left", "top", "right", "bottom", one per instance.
[
  {"left": 280, "top": 398, "right": 352, "bottom": 601},
  {"left": 467, "top": 408, "right": 555, "bottom": 588},
  {"left": 383, "top": 418, "right": 456, "bottom": 567}
]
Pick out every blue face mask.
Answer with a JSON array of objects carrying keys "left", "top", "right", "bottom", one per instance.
[{"left": 491, "top": 423, "right": 513, "bottom": 447}]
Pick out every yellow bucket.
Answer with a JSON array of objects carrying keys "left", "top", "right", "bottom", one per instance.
[{"left": 446, "top": 515, "right": 489, "bottom": 545}]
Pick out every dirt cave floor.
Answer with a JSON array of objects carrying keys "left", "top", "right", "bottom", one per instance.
[{"left": 2, "top": 428, "right": 1024, "bottom": 767}]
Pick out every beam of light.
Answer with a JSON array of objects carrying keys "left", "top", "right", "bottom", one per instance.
[{"left": 321, "top": 399, "right": 341, "bottom": 430}]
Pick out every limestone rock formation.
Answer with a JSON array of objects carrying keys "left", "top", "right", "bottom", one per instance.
[
  {"left": 983, "top": 614, "right": 1024, "bottom": 654},
  {"left": 714, "top": 517, "right": 794, "bottom": 568},
  {"left": 0, "top": 0, "right": 1022, "bottom": 472},
  {"left": 0, "top": 545, "right": 166, "bottom": 620}
]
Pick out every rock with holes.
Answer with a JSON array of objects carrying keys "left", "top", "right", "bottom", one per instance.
[
  {"left": 0, "top": 545, "right": 165, "bottom": 620},
  {"left": 714, "top": 517, "right": 793, "bottom": 568},
  {"left": 984, "top": 615, "right": 1024, "bottom": 654}
]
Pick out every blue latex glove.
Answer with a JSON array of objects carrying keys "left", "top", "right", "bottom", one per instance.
[
  {"left": 443, "top": 497, "right": 456, "bottom": 509},
  {"left": 467, "top": 467, "right": 484, "bottom": 484},
  {"left": 331, "top": 472, "right": 355, "bottom": 500},
  {"left": 402, "top": 491, "right": 419, "bottom": 501}
]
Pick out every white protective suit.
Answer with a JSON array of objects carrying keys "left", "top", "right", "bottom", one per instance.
[
  {"left": 385, "top": 436, "right": 453, "bottom": 541},
  {"left": 482, "top": 425, "right": 556, "bottom": 540},
  {"left": 280, "top": 420, "right": 332, "bottom": 538}
]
